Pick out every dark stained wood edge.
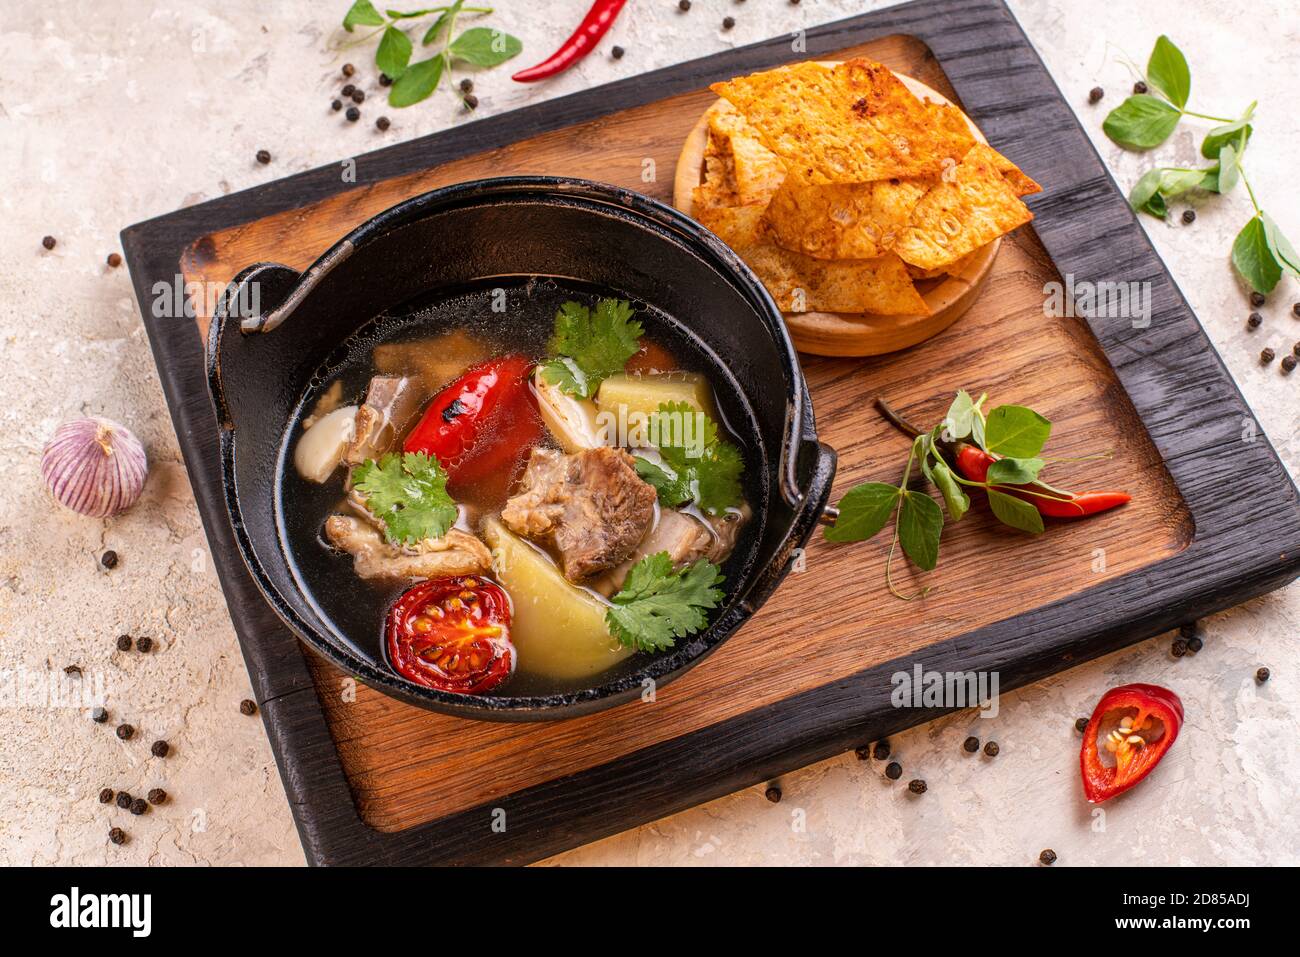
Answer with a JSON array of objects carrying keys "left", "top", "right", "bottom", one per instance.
[{"left": 122, "top": 0, "right": 1300, "bottom": 866}]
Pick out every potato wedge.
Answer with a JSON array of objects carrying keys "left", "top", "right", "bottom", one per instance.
[
  {"left": 596, "top": 372, "right": 719, "bottom": 424},
  {"left": 482, "top": 518, "right": 632, "bottom": 680}
]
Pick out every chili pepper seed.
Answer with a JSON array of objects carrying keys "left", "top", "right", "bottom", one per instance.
[
  {"left": 1282, "top": 355, "right": 1297, "bottom": 374},
  {"left": 99, "top": 788, "right": 114, "bottom": 804},
  {"left": 1250, "top": 291, "right": 1266, "bottom": 308},
  {"left": 42, "top": 235, "right": 57, "bottom": 250},
  {"left": 1088, "top": 86, "right": 1104, "bottom": 104},
  {"left": 611, "top": 45, "right": 625, "bottom": 60},
  {"left": 1247, "top": 312, "right": 1262, "bottom": 329},
  {"left": 873, "top": 739, "right": 891, "bottom": 760},
  {"left": 908, "top": 779, "right": 927, "bottom": 795},
  {"left": 151, "top": 740, "right": 170, "bottom": 758},
  {"left": 346, "top": 106, "right": 360, "bottom": 122},
  {"left": 885, "top": 762, "right": 903, "bottom": 780},
  {"left": 1075, "top": 717, "right": 1088, "bottom": 733},
  {"left": 255, "top": 149, "right": 271, "bottom": 165},
  {"left": 108, "top": 828, "right": 126, "bottom": 846},
  {"left": 240, "top": 699, "right": 258, "bottom": 715},
  {"left": 116, "top": 791, "right": 132, "bottom": 810},
  {"left": 130, "top": 798, "right": 148, "bottom": 816},
  {"left": 116, "top": 634, "right": 132, "bottom": 652},
  {"left": 1181, "top": 209, "right": 1195, "bottom": 224},
  {"left": 92, "top": 707, "right": 108, "bottom": 724},
  {"left": 963, "top": 735, "right": 980, "bottom": 753},
  {"left": 984, "top": 741, "right": 1000, "bottom": 757},
  {"left": 1256, "top": 667, "right": 1270, "bottom": 683},
  {"left": 101, "top": 550, "right": 118, "bottom": 569},
  {"left": 106, "top": 252, "right": 122, "bottom": 268},
  {"left": 764, "top": 785, "right": 782, "bottom": 803},
  {"left": 1039, "top": 848, "right": 1057, "bottom": 865},
  {"left": 147, "top": 788, "right": 167, "bottom": 806},
  {"left": 1261, "top": 347, "right": 1276, "bottom": 365}
]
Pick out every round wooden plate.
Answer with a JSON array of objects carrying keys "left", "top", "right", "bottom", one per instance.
[{"left": 673, "top": 66, "right": 999, "bottom": 357}]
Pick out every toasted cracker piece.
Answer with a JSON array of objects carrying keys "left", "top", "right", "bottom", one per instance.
[
  {"left": 696, "top": 202, "right": 771, "bottom": 250},
  {"left": 740, "top": 245, "right": 929, "bottom": 315},
  {"left": 895, "top": 143, "right": 1033, "bottom": 270},
  {"left": 711, "top": 59, "right": 975, "bottom": 185},
  {"left": 762, "top": 177, "right": 932, "bottom": 260},
  {"left": 707, "top": 102, "right": 787, "bottom": 205}
]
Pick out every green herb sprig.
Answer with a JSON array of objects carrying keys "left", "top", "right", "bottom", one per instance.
[
  {"left": 633, "top": 402, "right": 745, "bottom": 517},
  {"left": 539, "top": 298, "right": 643, "bottom": 399},
  {"left": 352, "top": 451, "right": 458, "bottom": 545},
  {"left": 605, "top": 552, "right": 725, "bottom": 652},
  {"left": 1103, "top": 35, "right": 1297, "bottom": 293},
  {"left": 341, "top": 0, "right": 521, "bottom": 108}
]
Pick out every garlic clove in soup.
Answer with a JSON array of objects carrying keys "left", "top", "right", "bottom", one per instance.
[
  {"left": 41, "top": 416, "right": 148, "bottom": 518},
  {"left": 294, "top": 405, "right": 358, "bottom": 483}
]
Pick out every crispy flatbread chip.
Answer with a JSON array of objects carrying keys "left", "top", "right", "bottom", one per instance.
[
  {"left": 906, "top": 248, "right": 981, "bottom": 280},
  {"left": 762, "top": 177, "right": 931, "bottom": 260},
  {"left": 696, "top": 202, "right": 770, "bottom": 250},
  {"left": 920, "top": 100, "right": 1040, "bottom": 197},
  {"left": 740, "top": 245, "right": 928, "bottom": 315},
  {"left": 894, "top": 143, "right": 1032, "bottom": 270},
  {"left": 707, "top": 103, "right": 786, "bottom": 205},
  {"left": 711, "top": 59, "right": 975, "bottom": 185},
  {"left": 693, "top": 130, "right": 741, "bottom": 212}
]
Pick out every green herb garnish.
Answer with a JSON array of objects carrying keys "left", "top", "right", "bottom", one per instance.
[
  {"left": 341, "top": 1, "right": 521, "bottom": 109},
  {"left": 1103, "top": 35, "right": 1297, "bottom": 293},
  {"left": 605, "top": 552, "right": 725, "bottom": 652},
  {"left": 352, "top": 451, "right": 457, "bottom": 545},
  {"left": 633, "top": 402, "right": 744, "bottom": 516},
  {"left": 539, "top": 298, "right": 643, "bottom": 399}
]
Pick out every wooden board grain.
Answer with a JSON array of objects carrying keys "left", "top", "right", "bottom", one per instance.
[{"left": 122, "top": 0, "right": 1300, "bottom": 864}]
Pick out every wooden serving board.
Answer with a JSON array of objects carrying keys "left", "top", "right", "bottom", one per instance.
[{"left": 123, "top": 0, "right": 1300, "bottom": 865}]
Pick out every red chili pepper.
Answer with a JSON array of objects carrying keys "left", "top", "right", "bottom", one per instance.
[
  {"left": 511, "top": 0, "right": 627, "bottom": 82},
  {"left": 950, "top": 441, "right": 1129, "bottom": 520},
  {"left": 1080, "top": 683, "right": 1183, "bottom": 803},
  {"left": 403, "top": 354, "right": 541, "bottom": 485}
]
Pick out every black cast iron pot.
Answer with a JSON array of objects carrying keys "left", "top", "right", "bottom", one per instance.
[{"left": 207, "top": 176, "right": 836, "bottom": 721}]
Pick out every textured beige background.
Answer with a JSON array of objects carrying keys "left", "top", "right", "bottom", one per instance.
[{"left": 0, "top": 0, "right": 1296, "bottom": 866}]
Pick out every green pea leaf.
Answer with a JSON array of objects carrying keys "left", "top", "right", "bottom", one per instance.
[
  {"left": 387, "top": 7, "right": 442, "bottom": 18},
  {"left": 1146, "top": 35, "right": 1191, "bottom": 109},
  {"left": 942, "top": 390, "right": 975, "bottom": 440},
  {"left": 930, "top": 459, "right": 970, "bottom": 522},
  {"left": 986, "top": 456, "right": 1045, "bottom": 486},
  {"left": 1103, "top": 95, "right": 1181, "bottom": 150},
  {"left": 1216, "top": 143, "right": 1240, "bottom": 194},
  {"left": 422, "top": 1, "right": 461, "bottom": 45},
  {"left": 1262, "top": 212, "right": 1300, "bottom": 278},
  {"left": 448, "top": 26, "right": 522, "bottom": 67},
  {"left": 1202, "top": 119, "right": 1253, "bottom": 160},
  {"left": 1160, "top": 167, "right": 1208, "bottom": 199},
  {"left": 388, "top": 53, "right": 445, "bottom": 107},
  {"left": 343, "top": 0, "right": 385, "bottom": 31},
  {"left": 986, "top": 488, "right": 1045, "bottom": 535},
  {"left": 1129, "top": 168, "right": 1164, "bottom": 214},
  {"left": 898, "top": 491, "right": 943, "bottom": 571},
  {"left": 825, "top": 482, "right": 900, "bottom": 543},
  {"left": 376, "top": 25, "right": 413, "bottom": 79},
  {"left": 1232, "top": 215, "right": 1283, "bottom": 294},
  {"left": 983, "top": 405, "right": 1051, "bottom": 458}
]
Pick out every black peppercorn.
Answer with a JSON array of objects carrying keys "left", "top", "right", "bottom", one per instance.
[
  {"left": 130, "top": 798, "right": 148, "bottom": 816},
  {"left": 1187, "top": 635, "right": 1203, "bottom": 653},
  {"left": 136, "top": 636, "right": 152, "bottom": 653},
  {"left": 1247, "top": 312, "right": 1262, "bottom": 329},
  {"left": 92, "top": 707, "right": 108, "bottom": 724},
  {"left": 678, "top": 0, "right": 690, "bottom": 10},
  {"left": 1282, "top": 355, "right": 1297, "bottom": 374},
  {"left": 1292, "top": 302, "right": 1300, "bottom": 318},
  {"left": 963, "top": 735, "right": 979, "bottom": 753},
  {"left": 872, "top": 739, "right": 890, "bottom": 760},
  {"left": 459, "top": 78, "right": 473, "bottom": 93},
  {"left": 1181, "top": 209, "right": 1195, "bottom": 224},
  {"left": 1133, "top": 80, "right": 1148, "bottom": 94},
  {"left": 341, "top": 83, "right": 355, "bottom": 97},
  {"left": 1294, "top": 341, "right": 1300, "bottom": 357},
  {"left": 342, "top": 63, "right": 356, "bottom": 78},
  {"left": 116, "top": 634, "right": 131, "bottom": 652},
  {"left": 107, "top": 252, "right": 122, "bottom": 268},
  {"left": 789, "top": 0, "right": 801, "bottom": 5},
  {"left": 379, "top": 73, "right": 392, "bottom": 86},
  {"left": 116, "top": 723, "right": 134, "bottom": 741},
  {"left": 63, "top": 664, "right": 81, "bottom": 676},
  {"left": 255, "top": 149, "right": 271, "bottom": 164},
  {"left": 351, "top": 89, "right": 365, "bottom": 104},
  {"left": 101, "top": 550, "right": 118, "bottom": 569},
  {"left": 854, "top": 745, "right": 871, "bottom": 760},
  {"left": 764, "top": 785, "right": 782, "bottom": 803},
  {"left": 1075, "top": 717, "right": 1088, "bottom": 733},
  {"left": 984, "top": 741, "right": 1000, "bottom": 757},
  {"left": 240, "top": 699, "right": 257, "bottom": 715},
  {"left": 1256, "top": 667, "right": 1270, "bottom": 683},
  {"left": 99, "top": 788, "right": 114, "bottom": 804},
  {"left": 42, "top": 235, "right": 57, "bottom": 250},
  {"left": 1179, "top": 622, "right": 1200, "bottom": 639},
  {"left": 1172, "top": 638, "right": 1188, "bottom": 657},
  {"left": 463, "top": 93, "right": 478, "bottom": 110},
  {"left": 116, "top": 791, "right": 132, "bottom": 809},
  {"left": 1088, "top": 86, "right": 1104, "bottom": 104},
  {"left": 346, "top": 106, "right": 360, "bottom": 122},
  {"left": 1261, "top": 347, "right": 1275, "bottom": 364},
  {"left": 376, "top": 116, "right": 390, "bottom": 131},
  {"left": 1250, "top": 291, "right": 1266, "bottom": 308},
  {"left": 109, "top": 827, "right": 126, "bottom": 845},
  {"left": 1040, "top": 848, "right": 1057, "bottom": 865},
  {"left": 331, "top": 99, "right": 343, "bottom": 111},
  {"left": 151, "top": 740, "right": 169, "bottom": 758},
  {"left": 147, "top": 788, "right": 167, "bottom": 806},
  {"left": 723, "top": 16, "right": 735, "bottom": 29},
  {"left": 885, "top": 762, "right": 902, "bottom": 780},
  {"left": 611, "top": 45, "right": 625, "bottom": 60},
  {"left": 908, "top": 779, "right": 927, "bottom": 795}
]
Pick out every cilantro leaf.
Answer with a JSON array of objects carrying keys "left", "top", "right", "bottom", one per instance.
[
  {"left": 539, "top": 299, "right": 643, "bottom": 398},
  {"left": 605, "top": 553, "right": 725, "bottom": 652},
  {"left": 351, "top": 451, "right": 457, "bottom": 545},
  {"left": 636, "top": 401, "right": 744, "bottom": 515}
]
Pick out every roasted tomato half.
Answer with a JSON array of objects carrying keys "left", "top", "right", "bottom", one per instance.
[{"left": 386, "top": 576, "right": 515, "bottom": 695}]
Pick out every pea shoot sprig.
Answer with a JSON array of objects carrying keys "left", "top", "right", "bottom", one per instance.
[
  {"left": 341, "top": 0, "right": 522, "bottom": 108},
  {"left": 1103, "top": 35, "right": 1298, "bottom": 294}
]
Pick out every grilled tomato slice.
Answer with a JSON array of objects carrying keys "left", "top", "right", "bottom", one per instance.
[{"left": 386, "top": 576, "right": 514, "bottom": 694}]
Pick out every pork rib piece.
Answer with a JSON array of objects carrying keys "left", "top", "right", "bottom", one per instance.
[{"left": 324, "top": 515, "right": 490, "bottom": 580}]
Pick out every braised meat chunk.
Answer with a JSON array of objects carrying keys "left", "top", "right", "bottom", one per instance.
[
  {"left": 324, "top": 515, "right": 491, "bottom": 580},
  {"left": 501, "top": 446, "right": 657, "bottom": 582}
]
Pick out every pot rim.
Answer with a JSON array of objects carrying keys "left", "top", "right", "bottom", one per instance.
[{"left": 208, "top": 175, "right": 829, "bottom": 720}]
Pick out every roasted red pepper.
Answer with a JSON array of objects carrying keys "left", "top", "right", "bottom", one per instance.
[
  {"left": 511, "top": 0, "right": 627, "bottom": 82},
  {"left": 1080, "top": 683, "right": 1183, "bottom": 803},
  {"left": 403, "top": 354, "right": 541, "bottom": 486}
]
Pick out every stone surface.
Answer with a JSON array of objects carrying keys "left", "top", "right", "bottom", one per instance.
[{"left": 0, "top": 0, "right": 1296, "bottom": 867}]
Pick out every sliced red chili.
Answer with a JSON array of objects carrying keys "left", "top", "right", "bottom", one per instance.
[
  {"left": 1080, "top": 683, "right": 1183, "bottom": 803},
  {"left": 386, "top": 576, "right": 515, "bottom": 695}
]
